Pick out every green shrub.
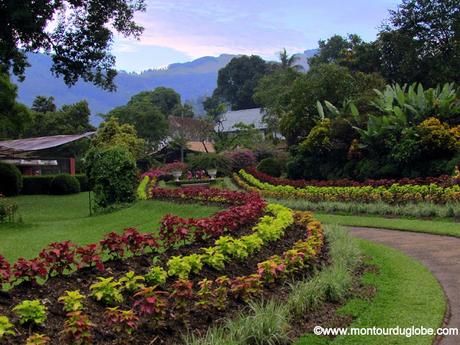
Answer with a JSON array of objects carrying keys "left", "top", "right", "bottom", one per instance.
[
  {"left": 86, "top": 146, "right": 137, "bottom": 210},
  {"left": 187, "top": 153, "right": 233, "bottom": 176},
  {"left": 22, "top": 174, "right": 88, "bottom": 194},
  {"left": 49, "top": 174, "right": 80, "bottom": 195},
  {"left": 0, "top": 162, "right": 22, "bottom": 196},
  {"left": 0, "top": 196, "right": 18, "bottom": 222},
  {"left": 257, "top": 158, "right": 282, "bottom": 177}
]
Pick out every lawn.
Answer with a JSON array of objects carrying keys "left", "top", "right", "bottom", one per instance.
[
  {"left": 295, "top": 239, "right": 446, "bottom": 345},
  {"left": 0, "top": 192, "right": 219, "bottom": 261}
]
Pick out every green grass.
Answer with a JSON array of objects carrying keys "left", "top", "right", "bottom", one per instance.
[
  {"left": 316, "top": 213, "right": 460, "bottom": 237},
  {"left": 0, "top": 193, "right": 219, "bottom": 261},
  {"left": 295, "top": 239, "right": 446, "bottom": 345}
]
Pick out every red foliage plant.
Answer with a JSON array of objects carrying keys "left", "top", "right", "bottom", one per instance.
[
  {"left": 76, "top": 244, "right": 105, "bottom": 272},
  {"left": 133, "top": 287, "right": 169, "bottom": 319},
  {"left": 100, "top": 232, "right": 126, "bottom": 259},
  {"left": 61, "top": 311, "right": 94, "bottom": 344},
  {"left": 122, "top": 228, "right": 159, "bottom": 255},
  {"left": 12, "top": 258, "right": 48, "bottom": 285},
  {"left": 0, "top": 255, "right": 11, "bottom": 289},
  {"left": 246, "top": 167, "right": 459, "bottom": 188},
  {"left": 105, "top": 307, "right": 139, "bottom": 335},
  {"left": 39, "top": 241, "right": 77, "bottom": 276}
]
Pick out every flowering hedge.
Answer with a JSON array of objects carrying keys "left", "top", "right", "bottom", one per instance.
[
  {"left": 246, "top": 167, "right": 460, "bottom": 188},
  {"left": 236, "top": 170, "right": 460, "bottom": 204}
]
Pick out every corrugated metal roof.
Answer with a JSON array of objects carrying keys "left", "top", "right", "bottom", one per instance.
[
  {"left": 0, "top": 132, "right": 95, "bottom": 153},
  {"left": 217, "top": 108, "right": 267, "bottom": 132}
]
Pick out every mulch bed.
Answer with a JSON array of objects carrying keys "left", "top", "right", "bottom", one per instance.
[{"left": 0, "top": 218, "right": 327, "bottom": 345}]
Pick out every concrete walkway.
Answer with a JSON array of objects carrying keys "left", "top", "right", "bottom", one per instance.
[{"left": 349, "top": 227, "right": 460, "bottom": 345}]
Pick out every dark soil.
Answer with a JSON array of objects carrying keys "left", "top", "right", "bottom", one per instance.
[{"left": 0, "top": 220, "right": 327, "bottom": 345}]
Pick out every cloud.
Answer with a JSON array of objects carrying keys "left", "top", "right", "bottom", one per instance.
[{"left": 131, "top": 0, "right": 309, "bottom": 58}]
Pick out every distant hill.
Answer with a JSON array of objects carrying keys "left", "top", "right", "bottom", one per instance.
[{"left": 15, "top": 50, "right": 317, "bottom": 125}]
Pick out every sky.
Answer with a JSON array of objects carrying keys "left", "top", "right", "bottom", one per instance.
[{"left": 112, "top": 0, "right": 401, "bottom": 72}]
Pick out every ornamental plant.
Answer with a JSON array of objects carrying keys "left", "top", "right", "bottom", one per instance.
[
  {"left": 58, "top": 290, "right": 86, "bottom": 312},
  {"left": 104, "top": 307, "right": 139, "bottom": 335},
  {"left": 119, "top": 271, "right": 145, "bottom": 293},
  {"left": 133, "top": 287, "right": 168, "bottom": 320},
  {"left": 167, "top": 254, "right": 203, "bottom": 279},
  {"left": 76, "top": 244, "right": 104, "bottom": 271},
  {"left": 159, "top": 214, "right": 193, "bottom": 248},
  {"left": 39, "top": 241, "right": 77, "bottom": 276},
  {"left": 122, "top": 228, "right": 158, "bottom": 255},
  {"left": 100, "top": 232, "right": 126, "bottom": 259},
  {"left": 195, "top": 279, "right": 214, "bottom": 310},
  {"left": 26, "top": 333, "right": 50, "bottom": 345},
  {"left": 201, "top": 247, "right": 226, "bottom": 270},
  {"left": 89, "top": 277, "right": 123, "bottom": 306},
  {"left": 13, "top": 299, "right": 47, "bottom": 326},
  {"left": 61, "top": 311, "right": 94, "bottom": 345},
  {"left": 145, "top": 266, "right": 168, "bottom": 286},
  {"left": 171, "top": 279, "right": 194, "bottom": 312},
  {"left": 0, "top": 316, "right": 15, "bottom": 338},
  {"left": 257, "top": 256, "right": 287, "bottom": 283},
  {"left": 0, "top": 255, "right": 11, "bottom": 290},
  {"left": 12, "top": 258, "right": 47, "bottom": 285},
  {"left": 215, "top": 237, "right": 249, "bottom": 260},
  {"left": 230, "top": 274, "right": 263, "bottom": 302}
]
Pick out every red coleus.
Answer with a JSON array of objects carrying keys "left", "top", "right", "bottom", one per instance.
[
  {"left": 122, "top": 228, "right": 159, "bottom": 255},
  {"left": 257, "top": 256, "right": 287, "bottom": 283},
  {"left": 61, "top": 311, "right": 94, "bottom": 344},
  {"left": 13, "top": 258, "right": 48, "bottom": 285},
  {"left": 133, "top": 287, "right": 168, "bottom": 319},
  {"left": 0, "top": 255, "right": 11, "bottom": 289},
  {"left": 100, "top": 232, "right": 126, "bottom": 259},
  {"left": 104, "top": 307, "right": 139, "bottom": 335},
  {"left": 230, "top": 274, "right": 263, "bottom": 302},
  {"left": 159, "top": 215, "right": 194, "bottom": 248},
  {"left": 170, "top": 279, "right": 194, "bottom": 311},
  {"left": 39, "top": 241, "right": 77, "bottom": 276},
  {"left": 76, "top": 244, "right": 105, "bottom": 271}
]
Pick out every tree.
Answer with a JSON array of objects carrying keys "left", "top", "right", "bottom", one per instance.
[
  {"left": 129, "top": 87, "right": 183, "bottom": 115},
  {"left": 31, "top": 96, "right": 56, "bottom": 114},
  {"left": 253, "top": 68, "right": 301, "bottom": 136},
  {"left": 213, "top": 55, "right": 269, "bottom": 110},
  {"left": 28, "top": 100, "right": 95, "bottom": 137},
  {"left": 0, "top": 0, "right": 146, "bottom": 90},
  {"left": 279, "top": 64, "right": 385, "bottom": 145},
  {"left": 308, "top": 34, "right": 380, "bottom": 74},
  {"left": 89, "top": 117, "right": 145, "bottom": 159},
  {"left": 0, "top": 72, "right": 31, "bottom": 139},
  {"left": 278, "top": 48, "right": 302, "bottom": 71},
  {"left": 377, "top": 0, "right": 460, "bottom": 85}
]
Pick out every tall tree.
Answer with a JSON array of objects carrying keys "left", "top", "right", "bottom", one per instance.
[
  {"left": 378, "top": 0, "right": 460, "bottom": 85},
  {"left": 213, "top": 55, "right": 269, "bottom": 110},
  {"left": 0, "top": 0, "right": 146, "bottom": 90},
  {"left": 0, "top": 72, "right": 31, "bottom": 139},
  {"left": 278, "top": 48, "right": 302, "bottom": 70},
  {"left": 31, "top": 96, "right": 57, "bottom": 114}
]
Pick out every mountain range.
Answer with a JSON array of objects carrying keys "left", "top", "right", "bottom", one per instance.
[{"left": 15, "top": 50, "right": 318, "bottom": 125}]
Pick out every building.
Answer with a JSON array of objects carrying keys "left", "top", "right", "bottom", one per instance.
[{"left": 0, "top": 132, "right": 95, "bottom": 175}]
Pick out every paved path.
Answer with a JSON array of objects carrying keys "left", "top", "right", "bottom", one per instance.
[{"left": 349, "top": 227, "right": 460, "bottom": 345}]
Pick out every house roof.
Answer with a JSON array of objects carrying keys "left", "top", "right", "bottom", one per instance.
[
  {"left": 218, "top": 108, "right": 267, "bottom": 132},
  {"left": 0, "top": 132, "right": 95, "bottom": 155},
  {"left": 186, "top": 141, "right": 215, "bottom": 153}
]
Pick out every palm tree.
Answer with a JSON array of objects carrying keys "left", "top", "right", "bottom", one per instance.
[{"left": 279, "top": 48, "right": 302, "bottom": 70}]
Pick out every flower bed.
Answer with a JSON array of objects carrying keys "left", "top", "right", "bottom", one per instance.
[
  {"left": 0, "top": 202, "right": 326, "bottom": 344},
  {"left": 236, "top": 170, "right": 460, "bottom": 204},
  {"left": 246, "top": 167, "right": 460, "bottom": 188}
]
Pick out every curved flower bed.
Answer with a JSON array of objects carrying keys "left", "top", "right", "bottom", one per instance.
[
  {"left": 236, "top": 170, "right": 460, "bottom": 204},
  {"left": 0, "top": 185, "right": 326, "bottom": 344},
  {"left": 246, "top": 167, "right": 460, "bottom": 188}
]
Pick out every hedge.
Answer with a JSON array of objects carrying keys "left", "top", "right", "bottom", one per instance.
[{"left": 22, "top": 174, "right": 89, "bottom": 195}]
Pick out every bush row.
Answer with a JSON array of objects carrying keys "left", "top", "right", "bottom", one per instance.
[
  {"left": 246, "top": 167, "right": 460, "bottom": 188},
  {"left": 22, "top": 174, "right": 88, "bottom": 195},
  {"left": 236, "top": 170, "right": 460, "bottom": 204}
]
